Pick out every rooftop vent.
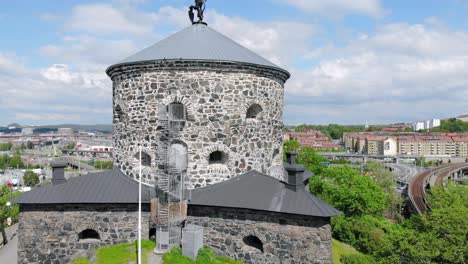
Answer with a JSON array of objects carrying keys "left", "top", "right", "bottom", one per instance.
[
  {"left": 284, "top": 152, "right": 305, "bottom": 192},
  {"left": 50, "top": 161, "right": 67, "bottom": 185}
]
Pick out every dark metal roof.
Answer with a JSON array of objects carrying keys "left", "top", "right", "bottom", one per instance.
[
  {"left": 12, "top": 169, "right": 340, "bottom": 217},
  {"left": 106, "top": 23, "right": 290, "bottom": 77},
  {"left": 11, "top": 170, "right": 152, "bottom": 204},
  {"left": 188, "top": 170, "right": 341, "bottom": 217}
]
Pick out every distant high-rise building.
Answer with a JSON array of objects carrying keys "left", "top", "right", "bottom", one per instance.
[{"left": 412, "top": 118, "right": 441, "bottom": 131}]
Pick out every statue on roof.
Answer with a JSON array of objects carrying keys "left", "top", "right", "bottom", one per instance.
[{"left": 189, "top": 0, "right": 206, "bottom": 24}]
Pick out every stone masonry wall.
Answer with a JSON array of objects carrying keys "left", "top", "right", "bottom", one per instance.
[
  {"left": 17, "top": 204, "right": 151, "bottom": 264},
  {"left": 109, "top": 61, "right": 287, "bottom": 188},
  {"left": 186, "top": 206, "right": 333, "bottom": 264}
]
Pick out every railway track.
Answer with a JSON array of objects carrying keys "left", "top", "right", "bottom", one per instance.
[{"left": 408, "top": 164, "right": 468, "bottom": 214}]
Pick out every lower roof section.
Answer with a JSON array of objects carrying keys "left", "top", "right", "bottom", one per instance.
[{"left": 11, "top": 169, "right": 340, "bottom": 218}]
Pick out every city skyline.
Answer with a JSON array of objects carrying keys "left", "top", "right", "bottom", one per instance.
[{"left": 1, "top": 0, "right": 467, "bottom": 125}]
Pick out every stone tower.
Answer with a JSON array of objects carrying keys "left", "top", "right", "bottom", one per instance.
[{"left": 106, "top": 23, "right": 290, "bottom": 189}]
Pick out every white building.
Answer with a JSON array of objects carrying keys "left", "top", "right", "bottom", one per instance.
[
  {"left": 412, "top": 121, "right": 425, "bottom": 131},
  {"left": 384, "top": 138, "right": 398, "bottom": 156},
  {"left": 22, "top": 128, "right": 34, "bottom": 135},
  {"left": 412, "top": 118, "right": 441, "bottom": 131},
  {"left": 431, "top": 119, "right": 441, "bottom": 128},
  {"left": 58, "top": 128, "right": 74, "bottom": 135}
]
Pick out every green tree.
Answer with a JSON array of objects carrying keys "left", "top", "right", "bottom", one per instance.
[
  {"left": 8, "top": 153, "right": 24, "bottom": 169},
  {"left": 0, "top": 185, "right": 20, "bottom": 245},
  {"left": 376, "top": 184, "right": 468, "bottom": 263},
  {"left": 310, "top": 166, "right": 387, "bottom": 217},
  {"left": 283, "top": 140, "right": 300, "bottom": 153},
  {"left": 364, "top": 163, "right": 403, "bottom": 219},
  {"left": 296, "top": 147, "right": 329, "bottom": 174},
  {"left": 0, "top": 143, "right": 12, "bottom": 151},
  {"left": 63, "top": 142, "right": 77, "bottom": 150},
  {"left": 26, "top": 141, "right": 34, "bottom": 150},
  {"left": 23, "top": 171, "right": 40, "bottom": 187}
]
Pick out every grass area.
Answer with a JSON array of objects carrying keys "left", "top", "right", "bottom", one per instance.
[
  {"left": 72, "top": 240, "right": 155, "bottom": 264},
  {"left": 163, "top": 247, "right": 244, "bottom": 264},
  {"left": 332, "top": 239, "right": 375, "bottom": 264}
]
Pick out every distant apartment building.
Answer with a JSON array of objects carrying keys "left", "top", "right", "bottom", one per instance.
[
  {"left": 58, "top": 128, "right": 74, "bottom": 135},
  {"left": 412, "top": 118, "right": 441, "bottom": 131},
  {"left": 286, "top": 130, "right": 342, "bottom": 150},
  {"left": 344, "top": 132, "right": 468, "bottom": 157},
  {"left": 21, "top": 127, "right": 34, "bottom": 135},
  {"left": 364, "top": 136, "right": 386, "bottom": 155}
]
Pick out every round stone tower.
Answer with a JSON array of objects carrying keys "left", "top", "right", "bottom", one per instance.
[{"left": 106, "top": 23, "right": 290, "bottom": 189}]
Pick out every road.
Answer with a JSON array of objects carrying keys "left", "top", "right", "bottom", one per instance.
[
  {"left": 385, "top": 163, "right": 421, "bottom": 185},
  {"left": 0, "top": 224, "right": 18, "bottom": 264}
]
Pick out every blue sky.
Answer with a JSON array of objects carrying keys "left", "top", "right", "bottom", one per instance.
[{"left": 0, "top": 0, "right": 467, "bottom": 126}]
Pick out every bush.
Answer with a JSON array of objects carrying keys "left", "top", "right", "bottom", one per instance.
[{"left": 23, "top": 171, "right": 40, "bottom": 187}]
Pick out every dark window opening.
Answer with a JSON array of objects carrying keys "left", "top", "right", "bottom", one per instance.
[
  {"left": 272, "top": 148, "right": 279, "bottom": 159},
  {"left": 168, "top": 103, "right": 185, "bottom": 121},
  {"left": 243, "top": 235, "right": 264, "bottom": 253},
  {"left": 209, "top": 151, "right": 226, "bottom": 165},
  {"left": 149, "top": 228, "right": 156, "bottom": 240},
  {"left": 78, "top": 229, "right": 100, "bottom": 240},
  {"left": 135, "top": 152, "right": 151, "bottom": 166},
  {"left": 246, "top": 104, "right": 263, "bottom": 119},
  {"left": 114, "top": 105, "right": 123, "bottom": 123}
]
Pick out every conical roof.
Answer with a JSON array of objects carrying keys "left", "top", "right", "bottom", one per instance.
[{"left": 107, "top": 23, "right": 289, "bottom": 77}]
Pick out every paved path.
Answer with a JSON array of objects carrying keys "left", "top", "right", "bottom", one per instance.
[{"left": 0, "top": 224, "right": 18, "bottom": 264}]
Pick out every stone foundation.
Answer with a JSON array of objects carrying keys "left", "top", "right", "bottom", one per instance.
[
  {"left": 17, "top": 204, "right": 151, "bottom": 264},
  {"left": 186, "top": 206, "right": 333, "bottom": 264}
]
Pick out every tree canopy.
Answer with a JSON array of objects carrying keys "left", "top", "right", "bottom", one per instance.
[{"left": 23, "top": 171, "right": 40, "bottom": 187}]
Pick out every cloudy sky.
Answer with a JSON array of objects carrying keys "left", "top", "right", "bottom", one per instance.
[{"left": 1, "top": 0, "right": 467, "bottom": 126}]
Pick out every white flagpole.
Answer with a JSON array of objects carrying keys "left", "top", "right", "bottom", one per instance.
[{"left": 138, "top": 146, "right": 142, "bottom": 264}]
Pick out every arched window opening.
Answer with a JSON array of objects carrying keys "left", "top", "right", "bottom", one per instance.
[
  {"left": 209, "top": 151, "right": 227, "bottom": 165},
  {"left": 78, "top": 229, "right": 100, "bottom": 240},
  {"left": 243, "top": 235, "right": 264, "bottom": 253},
  {"left": 135, "top": 152, "right": 151, "bottom": 167},
  {"left": 168, "top": 103, "right": 185, "bottom": 121},
  {"left": 114, "top": 105, "right": 123, "bottom": 123},
  {"left": 246, "top": 104, "right": 263, "bottom": 119}
]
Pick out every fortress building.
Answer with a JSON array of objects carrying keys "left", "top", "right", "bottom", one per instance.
[
  {"left": 12, "top": 16, "right": 339, "bottom": 264},
  {"left": 107, "top": 22, "right": 289, "bottom": 188}
]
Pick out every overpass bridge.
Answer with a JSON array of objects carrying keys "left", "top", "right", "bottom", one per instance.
[
  {"left": 408, "top": 163, "right": 468, "bottom": 214},
  {"left": 318, "top": 152, "right": 420, "bottom": 161},
  {"left": 61, "top": 149, "right": 113, "bottom": 157},
  {"left": 55, "top": 157, "right": 98, "bottom": 172}
]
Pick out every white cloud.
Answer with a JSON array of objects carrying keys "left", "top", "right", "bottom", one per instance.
[
  {"left": 285, "top": 22, "right": 468, "bottom": 123},
  {"left": 0, "top": 53, "right": 28, "bottom": 76},
  {"left": 5, "top": 2, "right": 468, "bottom": 125},
  {"left": 280, "top": 0, "right": 385, "bottom": 18},
  {"left": 65, "top": 3, "right": 154, "bottom": 35},
  {"left": 207, "top": 11, "right": 317, "bottom": 67},
  {"left": 39, "top": 35, "right": 138, "bottom": 65}
]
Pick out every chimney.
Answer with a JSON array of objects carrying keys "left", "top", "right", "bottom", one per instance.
[
  {"left": 284, "top": 152, "right": 305, "bottom": 192},
  {"left": 50, "top": 161, "right": 67, "bottom": 185}
]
